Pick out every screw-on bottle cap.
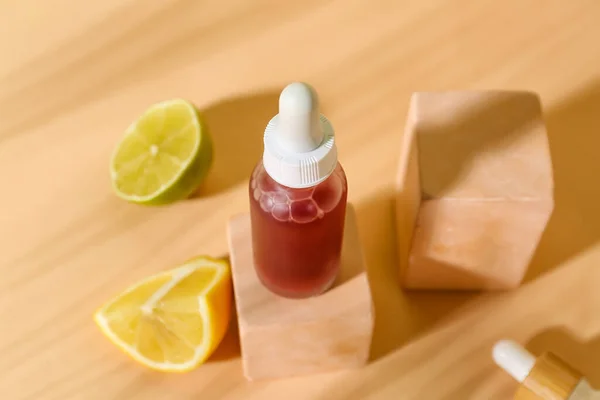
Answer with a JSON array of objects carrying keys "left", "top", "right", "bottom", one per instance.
[{"left": 262, "top": 82, "right": 337, "bottom": 188}]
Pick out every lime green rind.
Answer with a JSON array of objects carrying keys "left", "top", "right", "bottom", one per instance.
[
  {"left": 110, "top": 100, "right": 213, "bottom": 205},
  {"left": 140, "top": 114, "right": 213, "bottom": 205}
]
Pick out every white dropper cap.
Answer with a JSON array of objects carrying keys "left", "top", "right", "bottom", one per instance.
[
  {"left": 262, "top": 82, "right": 337, "bottom": 188},
  {"left": 493, "top": 340, "right": 536, "bottom": 383}
]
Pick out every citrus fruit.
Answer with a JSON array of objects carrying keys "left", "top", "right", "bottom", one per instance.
[
  {"left": 110, "top": 99, "right": 212, "bottom": 205},
  {"left": 94, "top": 256, "right": 231, "bottom": 372}
]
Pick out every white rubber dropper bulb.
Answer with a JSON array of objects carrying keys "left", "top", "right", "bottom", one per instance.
[
  {"left": 493, "top": 340, "right": 536, "bottom": 383},
  {"left": 277, "top": 82, "right": 324, "bottom": 153},
  {"left": 262, "top": 82, "right": 337, "bottom": 188}
]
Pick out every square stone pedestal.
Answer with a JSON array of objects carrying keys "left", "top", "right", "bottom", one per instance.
[
  {"left": 396, "top": 91, "right": 554, "bottom": 290},
  {"left": 227, "top": 205, "right": 373, "bottom": 380}
]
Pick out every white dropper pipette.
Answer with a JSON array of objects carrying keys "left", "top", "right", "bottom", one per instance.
[{"left": 493, "top": 340, "right": 537, "bottom": 383}]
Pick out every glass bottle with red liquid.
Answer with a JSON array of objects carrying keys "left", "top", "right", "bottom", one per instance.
[{"left": 249, "top": 83, "right": 348, "bottom": 298}]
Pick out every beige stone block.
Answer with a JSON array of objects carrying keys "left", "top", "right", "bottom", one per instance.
[
  {"left": 227, "top": 205, "right": 373, "bottom": 380},
  {"left": 397, "top": 91, "right": 554, "bottom": 290}
]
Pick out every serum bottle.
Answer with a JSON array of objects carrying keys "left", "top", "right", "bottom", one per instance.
[{"left": 249, "top": 82, "right": 348, "bottom": 298}]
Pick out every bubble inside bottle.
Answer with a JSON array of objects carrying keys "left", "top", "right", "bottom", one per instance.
[
  {"left": 272, "top": 203, "right": 290, "bottom": 221},
  {"left": 333, "top": 166, "right": 347, "bottom": 191},
  {"left": 313, "top": 175, "right": 343, "bottom": 213},
  {"left": 250, "top": 165, "right": 345, "bottom": 224},
  {"left": 290, "top": 199, "right": 320, "bottom": 223},
  {"left": 273, "top": 193, "right": 287, "bottom": 204},
  {"left": 259, "top": 194, "right": 274, "bottom": 212}
]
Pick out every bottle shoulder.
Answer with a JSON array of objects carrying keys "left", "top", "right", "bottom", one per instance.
[
  {"left": 250, "top": 162, "right": 347, "bottom": 223},
  {"left": 251, "top": 162, "right": 346, "bottom": 193}
]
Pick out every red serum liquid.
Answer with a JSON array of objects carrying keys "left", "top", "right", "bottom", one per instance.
[{"left": 249, "top": 162, "right": 348, "bottom": 298}]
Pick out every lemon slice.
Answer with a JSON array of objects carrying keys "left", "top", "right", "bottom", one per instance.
[
  {"left": 94, "top": 256, "right": 231, "bottom": 372},
  {"left": 110, "top": 99, "right": 213, "bottom": 205}
]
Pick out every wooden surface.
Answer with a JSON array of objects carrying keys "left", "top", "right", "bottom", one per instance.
[
  {"left": 1, "top": 1, "right": 600, "bottom": 399},
  {"left": 228, "top": 206, "right": 372, "bottom": 380},
  {"left": 398, "top": 91, "right": 554, "bottom": 290}
]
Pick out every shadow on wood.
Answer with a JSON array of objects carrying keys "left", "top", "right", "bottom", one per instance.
[
  {"left": 525, "top": 81, "right": 600, "bottom": 282},
  {"left": 311, "top": 83, "right": 600, "bottom": 400},
  {"left": 208, "top": 254, "right": 241, "bottom": 362},
  {"left": 527, "top": 327, "right": 600, "bottom": 387},
  {"left": 413, "top": 91, "right": 545, "bottom": 199},
  {"left": 396, "top": 86, "right": 600, "bottom": 287},
  {"left": 355, "top": 188, "right": 478, "bottom": 361},
  {"left": 208, "top": 305, "right": 241, "bottom": 363},
  {"left": 192, "top": 90, "right": 280, "bottom": 197}
]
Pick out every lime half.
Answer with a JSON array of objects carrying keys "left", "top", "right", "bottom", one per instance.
[{"left": 110, "top": 99, "right": 212, "bottom": 205}]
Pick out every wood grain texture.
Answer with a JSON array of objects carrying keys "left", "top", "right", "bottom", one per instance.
[{"left": 2, "top": 1, "right": 600, "bottom": 399}]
